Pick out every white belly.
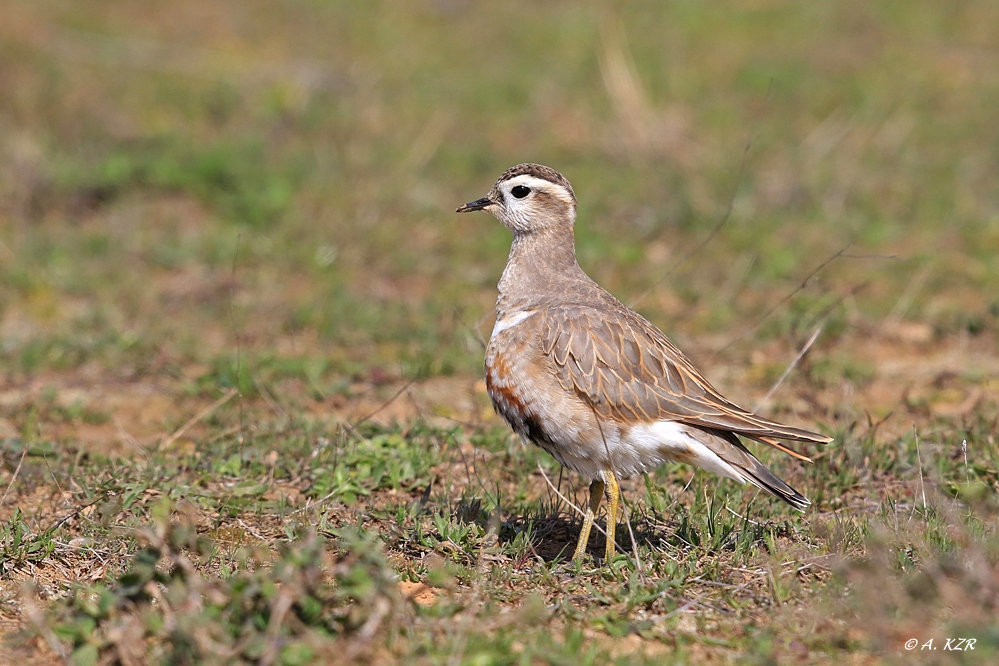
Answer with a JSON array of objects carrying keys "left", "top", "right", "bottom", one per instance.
[{"left": 538, "top": 419, "right": 747, "bottom": 485}]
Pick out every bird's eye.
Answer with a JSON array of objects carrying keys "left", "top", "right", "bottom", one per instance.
[{"left": 511, "top": 185, "right": 531, "bottom": 199}]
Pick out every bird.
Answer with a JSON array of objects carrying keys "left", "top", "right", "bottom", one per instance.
[{"left": 457, "top": 163, "right": 832, "bottom": 562}]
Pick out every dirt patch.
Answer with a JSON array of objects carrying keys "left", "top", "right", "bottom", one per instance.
[{"left": 2, "top": 327, "right": 994, "bottom": 457}]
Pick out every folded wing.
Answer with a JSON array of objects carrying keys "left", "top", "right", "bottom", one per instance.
[{"left": 540, "top": 304, "right": 832, "bottom": 461}]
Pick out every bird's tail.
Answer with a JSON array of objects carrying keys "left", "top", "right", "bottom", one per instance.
[{"left": 701, "top": 428, "right": 812, "bottom": 511}]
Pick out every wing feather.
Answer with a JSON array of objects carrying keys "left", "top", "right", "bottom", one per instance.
[{"left": 540, "top": 304, "right": 831, "bottom": 457}]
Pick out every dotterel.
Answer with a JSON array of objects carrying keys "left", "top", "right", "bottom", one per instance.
[{"left": 457, "top": 163, "right": 831, "bottom": 562}]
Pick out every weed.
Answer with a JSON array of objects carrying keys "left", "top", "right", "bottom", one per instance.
[
  {"left": 48, "top": 510, "right": 404, "bottom": 666},
  {"left": 0, "top": 509, "right": 57, "bottom": 577}
]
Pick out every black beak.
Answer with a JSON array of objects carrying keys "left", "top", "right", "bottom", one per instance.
[{"left": 456, "top": 197, "right": 493, "bottom": 213}]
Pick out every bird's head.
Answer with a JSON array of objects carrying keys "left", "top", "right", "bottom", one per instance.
[{"left": 457, "top": 163, "right": 577, "bottom": 235}]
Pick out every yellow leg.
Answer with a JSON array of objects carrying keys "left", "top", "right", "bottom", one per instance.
[
  {"left": 572, "top": 479, "right": 605, "bottom": 560},
  {"left": 603, "top": 471, "right": 620, "bottom": 561}
]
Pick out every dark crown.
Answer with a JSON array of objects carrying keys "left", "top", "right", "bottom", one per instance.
[{"left": 497, "top": 163, "right": 575, "bottom": 201}]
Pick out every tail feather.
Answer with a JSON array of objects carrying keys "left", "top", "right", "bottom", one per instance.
[
  {"left": 739, "top": 455, "right": 811, "bottom": 511},
  {"left": 701, "top": 428, "right": 812, "bottom": 511}
]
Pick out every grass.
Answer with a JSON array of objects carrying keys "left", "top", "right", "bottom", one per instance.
[
  {"left": 1, "top": 0, "right": 998, "bottom": 663},
  {"left": 1, "top": 414, "right": 996, "bottom": 663}
]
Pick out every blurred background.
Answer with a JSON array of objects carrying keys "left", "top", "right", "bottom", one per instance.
[
  {"left": 2, "top": 3, "right": 999, "bottom": 661},
  {"left": 1, "top": 0, "right": 997, "bottom": 436}
]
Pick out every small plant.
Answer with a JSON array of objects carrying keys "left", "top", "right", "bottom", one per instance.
[
  {"left": 47, "top": 508, "right": 404, "bottom": 665},
  {"left": 308, "top": 427, "right": 448, "bottom": 502},
  {"left": 0, "top": 508, "right": 57, "bottom": 576}
]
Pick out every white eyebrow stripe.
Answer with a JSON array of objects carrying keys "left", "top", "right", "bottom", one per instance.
[
  {"left": 502, "top": 174, "right": 576, "bottom": 209},
  {"left": 504, "top": 175, "right": 564, "bottom": 193},
  {"left": 491, "top": 309, "right": 538, "bottom": 337}
]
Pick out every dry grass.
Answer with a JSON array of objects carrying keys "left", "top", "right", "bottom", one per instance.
[{"left": 1, "top": 0, "right": 998, "bottom": 663}]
